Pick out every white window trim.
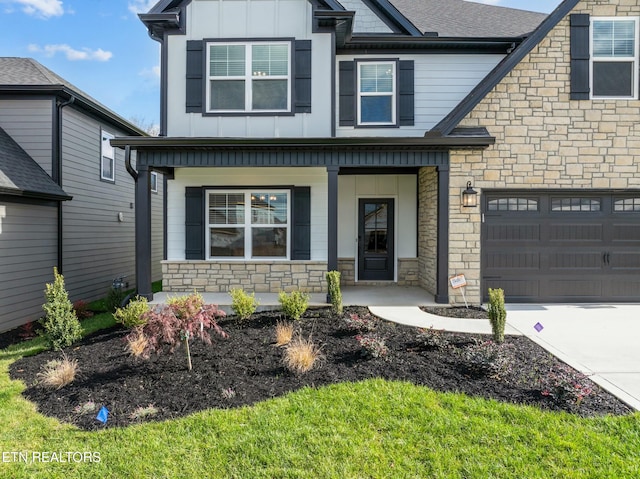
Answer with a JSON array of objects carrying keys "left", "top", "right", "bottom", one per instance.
[
  {"left": 150, "top": 171, "right": 158, "bottom": 193},
  {"left": 100, "top": 130, "right": 115, "bottom": 182},
  {"left": 356, "top": 60, "right": 397, "bottom": 126},
  {"left": 205, "top": 41, "right": 292, "bottom": 113},
  {"left": 590, "top": 16, "right": 639, "bottom": 100},
  {"left": 205, "top": 189, "right": 291, "bottom": 260}
]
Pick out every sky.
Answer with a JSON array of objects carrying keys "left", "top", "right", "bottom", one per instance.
[{"left": 0, "top": 0, "right": 563, "bottom": 131}]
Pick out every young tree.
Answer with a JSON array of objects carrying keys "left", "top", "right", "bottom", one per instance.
[{"left": 41, "top": 267, "right": 82, "bottom": 350}]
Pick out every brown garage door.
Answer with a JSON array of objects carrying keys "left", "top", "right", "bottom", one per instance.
[{"left": 482, "top": 192, "right": 640, "bottom": 302}]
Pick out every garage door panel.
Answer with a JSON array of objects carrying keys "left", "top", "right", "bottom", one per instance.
[{"left": 482, "top": 191, "right": 640, "bottom": 302}]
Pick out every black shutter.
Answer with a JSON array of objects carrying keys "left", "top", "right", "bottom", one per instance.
[
  {"left": 185, "top": 187, "right": 205, "bottom": 260},
  {"left": 294, "top": 40, "right": 312, "bottom": 113},
  {"left": 570, "top": 14, "right": 590, "bottom": 100},
  {"left": 339, "top": 61, "right": 356, "bottom": 126},
  {"left": 398, "top": 60, "right": 414, "bottom": 126},
  {"left": 186, "top": 40, "right": 204, "bottom": 113},
  {"left": 292, "top": 187, "right": 311, "bottom": 260}
]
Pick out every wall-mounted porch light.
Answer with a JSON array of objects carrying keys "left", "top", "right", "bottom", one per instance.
[{"left": 462, "top": 181, "right": 478, "bottom": 208}]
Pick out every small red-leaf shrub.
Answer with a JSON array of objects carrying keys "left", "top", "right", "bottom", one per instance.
[
  {"left": 355, "top": 333, "right": 389, "bottom": 359},
  {"left": 72, "top": 300, "right": 94, "bottom": 320},
  {"left": 539, "top": 363, "right": 594, "bottom": 407},
  {"left": 457, "top": 340, "right": 513, "bottom": 378},
  {"left": 129, "top": 293, "right": 227, "bottom": 370},
  {"left": 343, "top": 313, "right": 377, "bottom": 332},
  {"left": 19, "top": 321, "right": 37, "bottom": 340},
  {"left": 416, "top": 327, "right": 450, "bottom": 350}
]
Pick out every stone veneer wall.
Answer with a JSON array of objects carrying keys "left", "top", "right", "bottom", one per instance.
[
  {"left": 337, "top": 258, "right": 419, "bottom": 286},
  {"left": 418, "top": 167, "right": 438, "bottom": 295},
  {"left": 449, "top": 0, "right": 640, "bottom": 304},
  {"left": 162, "top": 261, "right": 327, "bottom": 293}
]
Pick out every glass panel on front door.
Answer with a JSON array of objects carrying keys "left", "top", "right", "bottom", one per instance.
[{"left": 358, "top": 199, "right": 394, "bottom": 281}]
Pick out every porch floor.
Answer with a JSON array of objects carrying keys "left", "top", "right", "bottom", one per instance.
[{"left": 151, "top": 285, "right": 435, "bottom": 311}]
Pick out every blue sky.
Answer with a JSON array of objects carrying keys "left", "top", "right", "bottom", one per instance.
[{"left": 0, "top": 0, "right": 563, "bottom": 131}]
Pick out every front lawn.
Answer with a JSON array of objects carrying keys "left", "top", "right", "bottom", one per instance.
[{"left": 1, "top": 310, "right": 639, "bottom": 478}]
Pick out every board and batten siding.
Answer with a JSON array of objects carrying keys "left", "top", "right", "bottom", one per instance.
[
  {"left": 335, "top": 54, "right": 505, "bottom": 137},
  {"left": 165, "top": 0, "right": 332, "bottom": 138},
  {"left": 61, "top": 108, "right": 163, "bottom": 302},
  {"left": 0, "top": 99, "right": 54, "bottom": 176},
  {"left": 337, "top": 175, "right": 417, "bottom": 259},
  {"left": 0, "top": 201, "right": 57, "bottom": 332},
  {"left": 167, "top": 167, "right": 327, "bottom": 261}
]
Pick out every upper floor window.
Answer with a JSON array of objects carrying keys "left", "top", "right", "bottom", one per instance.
[
  {"left": 591, "top": 17, "right": 639, "bottom": 99},
  {"left": 100, "top": 130, "right": 115, "bottom": 182},
  {"left": 150, "top": 171, "right": 158, "bottom": 193},
  {"left": 207, "top": 41, "right": 291, "bottom": 113},
  {"left": 357, "top": 61, "right": 396, "bottom": 125}
]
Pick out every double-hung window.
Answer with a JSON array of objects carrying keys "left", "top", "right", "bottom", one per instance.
[
  {"left": 591, "top": 17, "right": 639, "bottom": 99},
  {"left": 207, "top": 190, "right": 290, "bottom": 259},
  {"left": 100, "top": 130, "right": 115, "bottom": 182},
  {"left": 207, "top": 42, "right": 291, "bottom": 112},
  {"left": 357, "top": 61, "right": 396, "bottom": 125}
]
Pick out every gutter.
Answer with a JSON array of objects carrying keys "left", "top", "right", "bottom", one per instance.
[{"left": 53, "top": 94, "right": 75, "bottom": 273}]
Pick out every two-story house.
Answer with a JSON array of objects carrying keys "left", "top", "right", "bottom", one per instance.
[
  {"left": 116, "top": 0, "right": 640, "bottom": 305},
  {"left": 0, "top": 58, "right": 164, "bottom": 332}
]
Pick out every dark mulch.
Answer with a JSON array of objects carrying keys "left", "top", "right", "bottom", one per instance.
[
  {"left": 8, "top": 307, "right": 632, "bottom": 430},
  {"left": 421, "top": 305, "right": 488, "bottom": 320}
]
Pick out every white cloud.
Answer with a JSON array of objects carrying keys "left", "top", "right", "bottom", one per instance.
[
  {"left": 28, "top": 43, "right": 113, "bottom": 62},
  {"left": 16, "top": 0, "right": 64, "bottom": 18},
  {"left": 139, "top": 65, "right": 161, "bottom": 79},
  {"left": 128, "top": 0, "right": 156, "bottom": 14}
]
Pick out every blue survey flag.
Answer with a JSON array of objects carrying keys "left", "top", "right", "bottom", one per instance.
[{"left": 96, "top": 406, "right": 109, "bottom": 424}]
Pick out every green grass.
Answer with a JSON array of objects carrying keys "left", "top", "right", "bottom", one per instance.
[{"left": 1, "top": 314, "right": 639, "bottom": 478}]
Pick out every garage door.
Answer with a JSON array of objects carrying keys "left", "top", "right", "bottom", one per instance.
[{"left": 482, "top": 192, "right": 640, "bottom": 302}]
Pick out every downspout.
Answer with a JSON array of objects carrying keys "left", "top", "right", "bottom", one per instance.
[{"left": 54, "top": 95, "right": 75, "bottom": 273}]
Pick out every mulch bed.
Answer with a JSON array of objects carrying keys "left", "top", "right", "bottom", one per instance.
[{"left": 7, "top": 306, "right": 632, "bottom": 430}]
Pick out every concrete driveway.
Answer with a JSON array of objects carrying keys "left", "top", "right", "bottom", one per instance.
[{"left": 506, "top": 304, "right": 640, "bottom": 411}]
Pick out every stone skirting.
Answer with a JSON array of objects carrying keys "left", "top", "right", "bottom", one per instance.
[
  {"left": 162, "top": 260, "right": 328, "bottom": 293},
  {"left": 337, "top": 258, "right": 419, "bottom": 286}
]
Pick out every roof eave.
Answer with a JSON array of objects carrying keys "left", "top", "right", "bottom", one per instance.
[{"left": 0, "top": 187, "right": 72, "bottom": 202}]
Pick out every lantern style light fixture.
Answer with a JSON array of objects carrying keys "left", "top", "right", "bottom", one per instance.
[{"left": 462, "top": 181, "right": 478, "bottom": 207}]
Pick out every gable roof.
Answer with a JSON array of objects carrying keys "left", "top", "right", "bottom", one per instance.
[
  {"left": 0, "top": 126, "right": 71, "bottom": 201},
  {"left": 389, "top": 0, "right": 547, "bottom": 38},
  {"left": 0, "top": 58, "right": 145, "bottom": 137},
  {"left": 429, "top": 0, "right": 580, "bottom": 137}
]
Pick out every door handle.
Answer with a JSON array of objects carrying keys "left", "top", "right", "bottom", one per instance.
[{"left": 606, "top": 253, "right": 611, "bottom": 265}]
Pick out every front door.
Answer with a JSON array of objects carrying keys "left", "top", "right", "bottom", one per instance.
[{"left": 358, "top": 198, "right": 394, "bottom": 281}]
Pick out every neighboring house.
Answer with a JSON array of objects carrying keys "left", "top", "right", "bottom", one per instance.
[
  {"left": 116, "top": 0, "right": 638, "bottom": 305},
  {"left": 0, "top": 58, "right": 164, "bottom": 332}
]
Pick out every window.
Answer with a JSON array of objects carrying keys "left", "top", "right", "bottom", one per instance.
[
  {"left": 206, "top": 190, "right": 289, "bottom": 259},
  {"left": 357, "top": 61, "right": 396, "bottom": 125},
  {"left": 207, "top": 42, "right": 290, "bottom": 112},
  {"left": 150, "top": 171, "right": 158, "bottom": 193},
  {"left": 100, "top": 130, "right": 115, "bottom": 182},
  {"left": 614, "top": 197, "right": 640, "bottom": 212},
  {"left": 551, "top": 198, "right": 601, "bottom": 212},
  {"left": 487, "top": 198, "right": 538, "bottom": 212},
  {"left": 591, "top": 17, "right": 639, "bottom": 98}
]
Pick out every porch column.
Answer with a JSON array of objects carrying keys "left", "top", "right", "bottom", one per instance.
[
  {"left": 327, "top": 166, "right": 339, "bottom": 272},
  {"left": 136, "top": 165, "right": 153, "bottom": 300},
  {"left": 436, "top": 165, "right": 449, "bottom": 303}
]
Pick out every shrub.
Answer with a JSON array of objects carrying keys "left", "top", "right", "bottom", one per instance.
[
  {"left": 416, "top": 327, "right": 450, "bottom": 350},
  {"left": 539, "top": 363, "right": 594, "bottom": 407},
  {"left": 457, "top": 340, "right": 513, "bottom": 377},
  {"left": 221, "top": 387, "right": 236, "bottom": 400},
  {"left": 326, "top": 271, "right": 343, "bottom": 315},
  {"left": 129, "top": 404, "right": 159, "bottom": 420},
  {"left": 229, "top": 288, "right": 259, "bottom": 320},
  {"left": 355, "top": 334, "right": 389, "bottom": 359},
  {"left": 283, "top": 336, "right": 323, "bottom": 374},
  {"left": 487, "top": 288, "right": 507, "bottom": 344},
  {"left": 106, "top": 286, "right": 127, "bottom": 313},
  {"left": 18, "top": 321, "right": 37, "bottom": 341},
  {"left": 40, "top": 267, "right": 82, "bottom": 350},
  {"left": 37, "top": 353, "right": 78, "bottom": 389},
  {"left": 343, "top": 313, "right": 377, "bottom": 333},
  {"left": 72, "top": 300, "right": 94, "bottom": 320},
  {"left": 130, "top": 292, "right": 227, "bottom": 370},
  {"left": 274, "top": 321, "right": 294, "bottom": 347},
  {"left": 126, "top": 329, "right": 149, "bottom": 357},
  {"left": 278, "top": 290, "right": 310, "bottom": 320},
  {"left": 73, "top": 401, "right": 97, "bottom": 415},
  {"left": 114, "top": 296, "right": 150, "bottom": 328}
]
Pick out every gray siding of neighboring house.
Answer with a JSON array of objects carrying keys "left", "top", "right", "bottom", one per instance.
[
  {"left": 0, "top": 99, "right": 54, "bottom": 176},
  {"left": 151, "top": 173, "right": 164, "bottom": 281},
  {"left": 0, "top": 200, "right": 58, "bottom": 332},
  {"left": 61, "top": 107, "right": 163, "bottom": 303}
]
